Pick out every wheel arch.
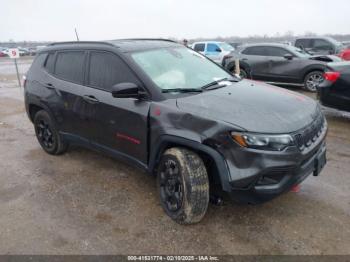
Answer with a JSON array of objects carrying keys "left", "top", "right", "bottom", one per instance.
[
  {"left": 149, "top": 135, "right": 231, "bottom": 192},
  {"left": 28, "top": 102, "right": 57, "bottom": 125},
  {"left": 302, "top": 65, "right": 326, "bottom": 82}
]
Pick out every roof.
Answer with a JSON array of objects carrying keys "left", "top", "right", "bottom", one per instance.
[
  {"left": 241, "top": 42, "right": 289, "bottom": 48},
  {"left": 108, "top": 39, "right": 180, "bottom": 52},
  {"left": 295, "top": 36, "right": 330, "bottom": 40},
  {"left": 43, "top": 39, "right": 180, "bottom": 53},
  {"left": 192, "top": 41, "right": 225, "bottom": 44}
]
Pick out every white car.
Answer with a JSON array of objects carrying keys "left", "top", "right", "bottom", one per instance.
[{"left": 191, "top": 41, "right": 234, "bottom": 64}]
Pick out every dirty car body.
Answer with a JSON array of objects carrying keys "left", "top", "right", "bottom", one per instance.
[{"left": 24, "top": 39, "right": 327, "bottom": 211}]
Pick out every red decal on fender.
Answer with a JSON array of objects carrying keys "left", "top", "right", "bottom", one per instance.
[{"left": 116, "top": 133, "right": 141, "bottom": 145}]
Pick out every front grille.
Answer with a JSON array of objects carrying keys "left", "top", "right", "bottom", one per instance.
[{"left": 293, "top": 111, "right": 326, "bottom": 151}]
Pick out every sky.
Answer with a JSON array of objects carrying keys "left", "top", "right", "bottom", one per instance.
[{"left": 1, "top": 0, "right": 350, "bottom": 42}]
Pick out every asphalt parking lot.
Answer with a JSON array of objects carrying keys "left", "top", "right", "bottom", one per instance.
[{"left": 0, "top": 57, "right": 349, "bottom": 255}]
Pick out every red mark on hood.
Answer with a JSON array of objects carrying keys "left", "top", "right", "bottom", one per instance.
[{"left": 116, "top": 133, "right": 140, "bottom": 145}]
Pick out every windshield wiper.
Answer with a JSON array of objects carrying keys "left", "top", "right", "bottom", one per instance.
[
  {"left": 162, "top": 88, "right": 203, "bottom": 93},
  {"left": 201, "top": 77, "right": 238, "bottom": 91}
]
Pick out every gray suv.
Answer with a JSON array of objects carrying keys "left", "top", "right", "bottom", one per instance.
[{"left": 24, "top": 39, "right": 327, "bottom": 224}]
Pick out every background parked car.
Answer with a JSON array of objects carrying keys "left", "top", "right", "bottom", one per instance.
[
  {"left": 223, "top": 43, "right": 342, "bottom": 91},
  {"left": 295, "top": 36, "right": 344, "bottom": 55},
  {"left": 18, "top": 48, "right": 30, "bottom": 56},
  {"left": 318, "top": 62, "right": 350, "bottom": 112},
  {"left": 338, "top": 48, "right": 350, "bottom": 61},
  {"left": 192, "top": 41, "right": 234, "bottom": 64},
  {"left": 0, "top": 48, "right": 8, "bottom": 57},
  {"left": 229, "top": 42, "right": 243, "bottom": 49},
  {"left": 28, "top": 47, "right": 37, "bottom": 56}
]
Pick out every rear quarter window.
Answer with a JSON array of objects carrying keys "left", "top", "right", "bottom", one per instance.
[
  {"left": 54, "top": 51, "right": 85, "bottom": 84},
  {"left": 30, "top": 53, "right": 47, "bottom": 69},
  {"left": 44, "top": 52, "right": 56, "bottom": 73},
  {"left": 296, "top": 39, "right": 311, "bottom": 48}
]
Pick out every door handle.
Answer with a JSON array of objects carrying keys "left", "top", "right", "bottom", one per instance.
[
  {"left": 83, "top": 95, "right": 99, "bottom": 104},
  {"left": 241, "top": 58, "right": 248, "bottom": 61},
  {"left": 44, "top": 83, "right": 55, "bottom": 89}
]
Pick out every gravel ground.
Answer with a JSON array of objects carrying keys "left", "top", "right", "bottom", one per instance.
[{"left": 0, "top": 57, "right": 349, "bottom": 255}]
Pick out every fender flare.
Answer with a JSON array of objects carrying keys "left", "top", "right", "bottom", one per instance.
[
  {"left": 27, "top": 100, "right": 58, "bottom": 125},
  {"left": 148, "top": 135, "right": 232, "bottom": 192},
  {"left": 301, "top": 65, "right": 327, "bottom": 82}
]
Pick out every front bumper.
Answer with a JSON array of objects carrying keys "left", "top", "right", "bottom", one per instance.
[
  {"left": 217, "top": 122, "right": 327, "bottom": 204},
  {"left": 227, "top": 141, "right": 326, "bottom": 204}
]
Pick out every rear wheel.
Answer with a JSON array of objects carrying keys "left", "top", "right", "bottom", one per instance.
[
  {"left": 34, "top": 110, "right": 68, "bottom": 155},
  {"left": 157, "top": 148, "right": 209, "bottom": 224},
  {"left": 304, "top": 71, "right": 324, "bottom": 92}
]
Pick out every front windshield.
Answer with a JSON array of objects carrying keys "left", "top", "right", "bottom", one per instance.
[
  {"left": 131, "top": 47, "right": 232, "bottom": 91},
  {"left": 218, "top": 43, "right": 234, "bottom": 51},
  {"left": 326, "top": 37, "right": 343, "bottom": 47},
  {"left": 288, "top": 46, "right": 311, "bottom": 57}
]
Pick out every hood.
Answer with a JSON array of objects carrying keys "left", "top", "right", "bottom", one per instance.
[
  {"left": 176, "top": 80, "right": 319, "bottom": 134},
  {"left": 309, "top": 55, "right": 342, "bottom": 62}
]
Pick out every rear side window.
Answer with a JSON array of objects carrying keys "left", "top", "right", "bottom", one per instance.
[
  {"left": 44, "top": 52, "right": 56, "bottom": 73},
  {"left": 242, "top": 46, "right": 268, "bottom": 56},
  {"left": 88, "top": 51, "right": 138, "bottom": 91},
  {"left": 296, "top": 39, "right": 311, "bottom": 48},
  {"left": 193, "top": 43, "right": 205, "bottom": 52},
  {"left": 54, "top": 51, "right": 85, "bottom": 84}
]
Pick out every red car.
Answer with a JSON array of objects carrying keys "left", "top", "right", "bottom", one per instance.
[{"left": 339, "top": 49, "right": 350, "bottom": 61}]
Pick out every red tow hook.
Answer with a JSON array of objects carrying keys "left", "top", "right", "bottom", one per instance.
[{"left": 290, "top": 184, "right": 301, "bottom": 193}]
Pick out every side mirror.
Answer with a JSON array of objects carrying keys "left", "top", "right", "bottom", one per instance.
[
  {"left": 111, "top": 82, "right": 146, "bottom": 99},
  {"left": 283, "top": 54, "right": 294, "bottom": 60},
  {"left": 215, "top": 48, "right": 222, "bottom": 52}
]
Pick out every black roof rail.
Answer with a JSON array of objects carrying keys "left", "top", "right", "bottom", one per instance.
[{"left": 48, "top": 41, "right": 115, "bottom": 47}]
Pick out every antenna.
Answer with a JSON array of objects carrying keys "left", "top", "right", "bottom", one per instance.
[{"left": 75, "top": 28, "right": 80, "bottom": 41}]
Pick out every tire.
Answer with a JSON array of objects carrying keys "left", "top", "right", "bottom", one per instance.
[
  {"left": 238, "top": 68, "right": 248, "bottom": 79},
  {"left": 304, "top": 71, "right": 324, "bottom": 92},
  {"left": 231, "top": 66, "right": 248, "bottom": 79},
  {"left": 157, "top": 147, "right": 209, "bottom": 224},
  {"left": 34, "top": 110, "right": 68, "bottom": 155}
]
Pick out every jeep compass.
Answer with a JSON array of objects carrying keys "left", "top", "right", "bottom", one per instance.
[{"left": 24, "top": 39, "right": 327, "bottom": 224}]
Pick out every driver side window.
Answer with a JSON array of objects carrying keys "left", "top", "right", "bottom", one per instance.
[
  {"left": 207, "top": 43, "right": 221, "bottom": 52},
  {"left": 312, "top": 39, "right": 332, "bottom": 51},
  {"left": 265, "top": 47, "right": 293, "bottom": 57}
]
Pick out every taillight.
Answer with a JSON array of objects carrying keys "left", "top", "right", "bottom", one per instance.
[
  {"left": 323, "top": 71, "right": 340, "bottom": 83},
  {"left": 23, "top": 75, "right": 27, "bottom": 88}
]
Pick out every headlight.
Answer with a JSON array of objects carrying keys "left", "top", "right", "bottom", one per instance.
[{"left": 231, "top": 132, "right": 295, "bottom": 151}]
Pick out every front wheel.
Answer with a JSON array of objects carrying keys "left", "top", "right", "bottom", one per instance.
[
  {"left": 231, "top": 67, "right": 248, "bottom": 79},
  {"left": 157, "top": 148, "right": 209, "bottom": 224},
  {"left": 304, "top": 71, "right": 324, "bottom": 92}
]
